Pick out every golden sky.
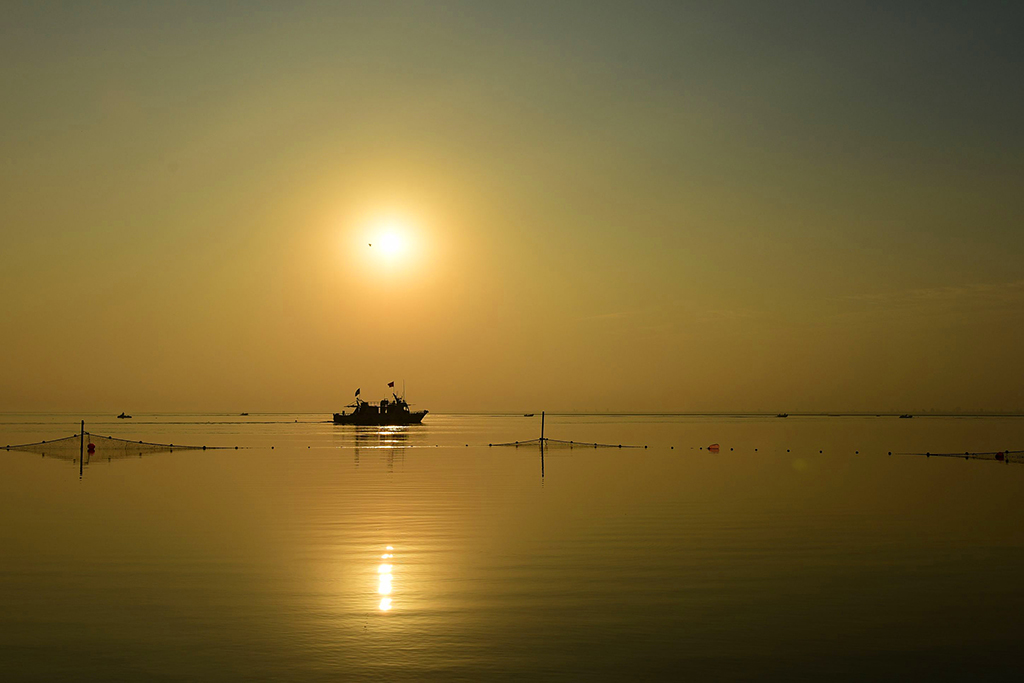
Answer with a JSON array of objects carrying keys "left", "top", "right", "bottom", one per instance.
[{"left": 2, "top": 1, "right": 1022, "bottom": 413}]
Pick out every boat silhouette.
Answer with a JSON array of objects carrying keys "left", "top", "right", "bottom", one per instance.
[
  {"left": 334, "top": 387, "right": 427, "bottom": 426},
  {"left": 117, "top": 412, "right": 132, "bottom": 419}
]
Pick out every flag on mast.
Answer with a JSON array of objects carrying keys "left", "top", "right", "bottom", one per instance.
[
  {"left": 355, "top": 388, "right": 360, "bottom": 397},
  {"left": 388, "top": 381, "right": 395, "bottom": 388}
]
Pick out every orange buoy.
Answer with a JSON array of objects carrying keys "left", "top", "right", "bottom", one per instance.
[{"left": 708, "top": 443, "right": 720, "bottom": 452}]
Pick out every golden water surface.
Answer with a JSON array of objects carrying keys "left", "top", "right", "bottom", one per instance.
[{"left": 2, "top": 413, "right": 1022, "bottom": 680}]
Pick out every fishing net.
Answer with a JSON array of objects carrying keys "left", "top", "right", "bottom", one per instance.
[
  {"left": 5, "top": 431, "right": 218, "bottom": 462},
  {"left": 489, "top": 411, "right": 642, "bottom": 449},
  {"left": 489, "top": 438, "right": 641, "bottom": 449},
  {"left": 897, "top": 449, "right": 1024, "bottom": 465}
]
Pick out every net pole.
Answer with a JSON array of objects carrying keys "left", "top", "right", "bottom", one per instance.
[
  {"left": 79, "top": 420, "right": 84, "bottom": 478},
  {"left": 541, "top": 412, "right": 545, "bottom": 442}
]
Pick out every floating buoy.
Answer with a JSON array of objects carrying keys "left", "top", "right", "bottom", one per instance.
[
  {"left": 87, "top": 443, "right": 95, "bottom": 454},
  {"left": 708, "top": 444, "right": 720, "bottom": 452},
  {"left": 996, "top": 452, "right": 1005, "bottom": 461}
]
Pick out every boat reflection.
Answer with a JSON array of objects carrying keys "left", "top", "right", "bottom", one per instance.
[
  {"left": 353, "top": 428, "right": 409, "bottom": 472},
  {"left": 378, "top": 545, "right": 395, "bottom": 612}
]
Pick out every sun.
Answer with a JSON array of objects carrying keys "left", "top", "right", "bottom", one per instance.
[
  {"left": 346, "top": 212, "right": 427, "bottom": 279},
  {"left": 377, "top": 230, "right": 405, "bottom": 258},
  {"left": 366, "top": 218, "right": 414, "bottom": 263}
]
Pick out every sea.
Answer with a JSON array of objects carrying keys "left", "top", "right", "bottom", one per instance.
[{"left": 2, "top": 412, "right": 1022, "bottom": 681}]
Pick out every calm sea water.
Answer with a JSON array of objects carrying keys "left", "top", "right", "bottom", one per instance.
[{"left": 2, "top": 413, "right": 1023, "bottom": 681}]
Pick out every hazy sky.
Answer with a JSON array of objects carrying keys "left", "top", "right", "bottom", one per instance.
[{"left": 2, "top": 1, "right": 1022, "bottom": 413}]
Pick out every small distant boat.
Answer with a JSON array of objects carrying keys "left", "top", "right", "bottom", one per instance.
[
  {"left": 240, "top": 413, "right": 249, "bottom": 416},
  {"left": 776, "top": 413, "right": 788, "bottom": 418},
  {"left": 524, "top": 413, "right": 535, "bottom": 417},
  {"left": 899, "top": 414, "right": 913, "bottom": 419},
  {"left": 117, "top": 412, "right": 132, "bottom": 419}
]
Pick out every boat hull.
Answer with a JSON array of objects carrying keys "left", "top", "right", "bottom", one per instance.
[{"left": 333, "top": 411, "right": 428, "bottom": 426}]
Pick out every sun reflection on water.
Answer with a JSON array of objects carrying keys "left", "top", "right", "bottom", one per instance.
[{"left": 377, "top": 546, "right": 395, "bottom": 612}]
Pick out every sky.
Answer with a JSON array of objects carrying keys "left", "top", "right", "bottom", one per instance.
[{"left": 1, "top": 0, "right": 1022, "bottom": 413}]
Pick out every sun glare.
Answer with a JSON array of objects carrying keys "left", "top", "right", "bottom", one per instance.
[
  {"left": 365, "top": 218, "right": 413, "bottom": 263},
  {"left": 347, "top": 213, "right": 428, "bottom": 279},
  {"left": 378, "top": 230, "right": 404, "bottom": 257}
]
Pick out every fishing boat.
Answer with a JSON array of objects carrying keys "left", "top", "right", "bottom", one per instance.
[
  {"left": 117, "top": 412, "right": 132, "bottom": 419},
  {"left": 334, "top": 387, "right": 427, "bottom": 426}
]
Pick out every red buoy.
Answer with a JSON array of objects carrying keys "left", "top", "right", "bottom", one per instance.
[
  {"left": 708, "top": 443, "right": 720, "bottom": 452},
  {"left": 87, "top": 443, "right": 95, "bottom": 454}
]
